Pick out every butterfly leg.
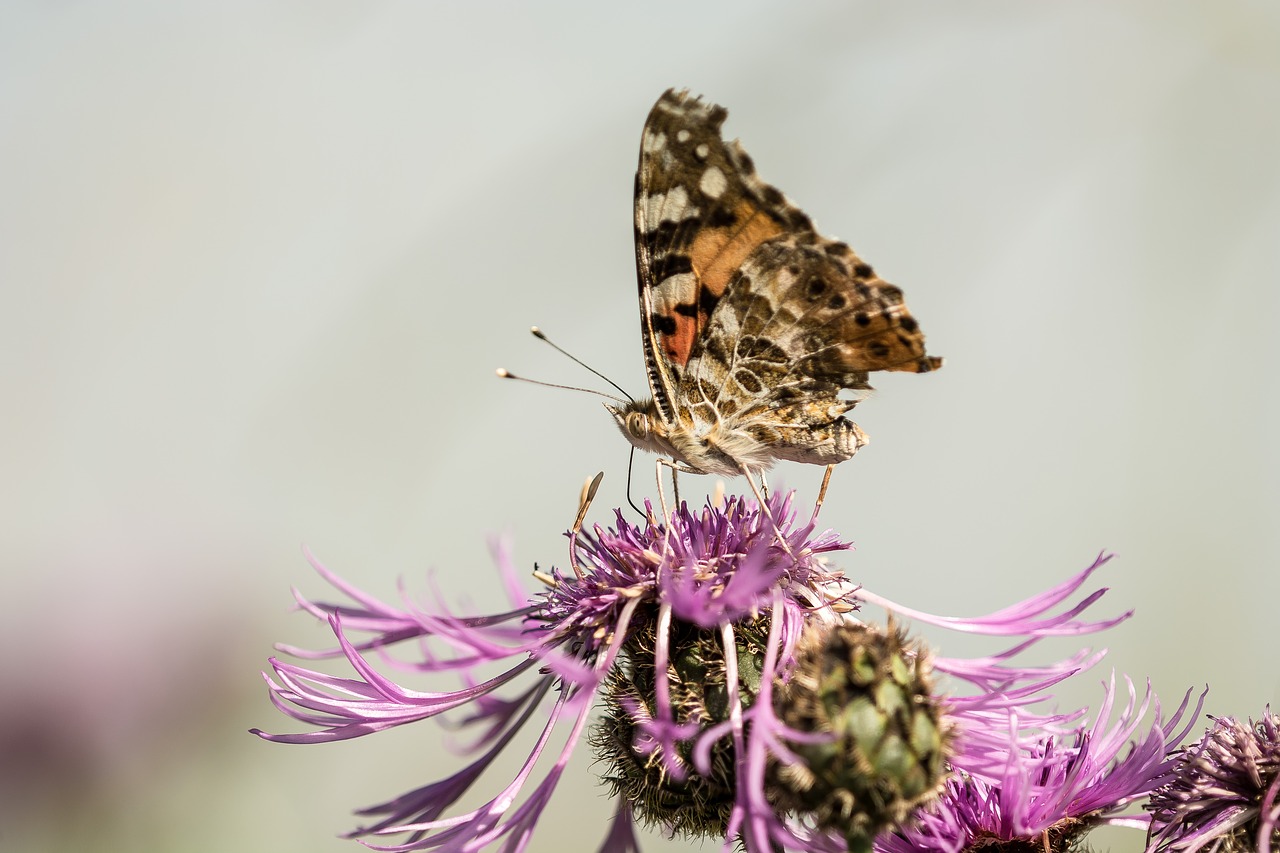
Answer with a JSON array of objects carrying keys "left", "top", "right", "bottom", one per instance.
[
  {"left": 654, "top": 457, "right": 700, "bottom": 555},
  {"left": 810, "top": 464, "right": 835, "bottom": 523},
  {"left": 654, "top": 457, "right": 686, "bottom": 541},
  {"left": 742, "top": 469, "right": 796, "bottom": 559},
  {"left": 655, "top": 457, "right": 701, "bottom": 515},
  {"left": 653, "top": 458, "right": 674, "bottom": 527}
]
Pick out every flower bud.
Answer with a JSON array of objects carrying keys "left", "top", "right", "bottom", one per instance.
[{"left": 770, "top": 621, "right": 951, "bottom": 852}]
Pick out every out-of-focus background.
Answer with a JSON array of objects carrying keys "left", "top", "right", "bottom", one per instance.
[{"left": 2, "top": 3, "right": 1277, "bottom": 852}]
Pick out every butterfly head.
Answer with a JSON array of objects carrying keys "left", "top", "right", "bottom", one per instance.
[{"left": 606, "top": 398, "right": 676, "bottom": 459}]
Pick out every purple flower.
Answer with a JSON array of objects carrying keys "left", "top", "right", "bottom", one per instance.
[
  {"left": 1146, "top": 707, "right": 1280, "bottom": 853},
  {"left": 875, "top": 676, "right": 1205, "bottom": 853},
  {"left": 254, "top": 492, "right": 1153, "bottom": 852}
]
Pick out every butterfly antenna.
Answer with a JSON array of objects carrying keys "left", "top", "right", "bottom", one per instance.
[
  {"left": 529, "top": 327, "right": 635, "bottom": 403},
  {"left": 495, "top": 368, "right": 628, "bottom": 405}
]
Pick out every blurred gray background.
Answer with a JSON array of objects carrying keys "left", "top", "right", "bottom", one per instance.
[{"left": 2, "top": 3, "right": 1277, "bottom": 852}]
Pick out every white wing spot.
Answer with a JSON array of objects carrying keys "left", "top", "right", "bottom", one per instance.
[
  {"left": 699, "top": 166, "right": 728, "bottom": 199},
  {"left": 642, "top": 131, "right": 667, "bottom": 153},
  {"left": 676, "top": 129, "right": 691, "bottom": 143},
  {"left": 654, "top": 271, "right": 698, "bottom": 306},
  {"left": 695, "top": 143, "right": 710, "bottom": 160},
  {"left": 640, "top": 186, "right": 698, "bottom": 233}
]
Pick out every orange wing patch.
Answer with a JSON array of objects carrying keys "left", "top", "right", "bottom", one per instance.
[
  {"left": 692, "top": 201, "right": 785, "bottom": 298},
  {"left": 653, "top": 203, "right": 787, "bottom": 367}
]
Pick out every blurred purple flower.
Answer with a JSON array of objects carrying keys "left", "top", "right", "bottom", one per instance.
[
  {"left": 253, "top": 492, "right": 1151, "bottom": 852},
  {"left": 876, "top": 677, "right": 1204, "bottom": 853},
  {"left": 1147, "top": 707, "right": 1280, "bottom": 853}
]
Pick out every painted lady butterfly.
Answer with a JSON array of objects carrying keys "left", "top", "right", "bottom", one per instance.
[{"left": 610, "top": 89, "right": 942, "bottom": 480}]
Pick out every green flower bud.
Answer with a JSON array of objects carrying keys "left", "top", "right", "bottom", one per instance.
[{"left": 770, "top": 620, "right": 952, "bottom": 853}]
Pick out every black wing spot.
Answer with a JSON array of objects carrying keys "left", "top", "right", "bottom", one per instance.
[
  {"left": 853, "top": 263, "right": 874, "bottom": 278},
  {"left": 698, "top": 286, "right": 719, "bottom": 315},
  {"left": 825, "top": 242, "right": 850, "bottom": 256},
  {"left": 762, "top": 186, "right": 785, "bottom": 206},
  {"left": 652, "top": 253, "right": 694, "bottom": 281},
  {"left": 674, "top": 302, "right": 699, "bottom": 318},
  {"left": 868, "top": 340, "right": 890, "bottom": 359},
  {"left": 649, "top": 219, "right": 700, "bottom": 250},
  {"left": 899, "top": 315, "right": 918, "bottom": 333},
  {"left": 742, "top": 336, "right": 789, "bottom": 365},
  {"left": 734, "top": 369, "right": 764, "bottom": 395},
  {"left": 775, "top": 386, "right": 804, "bottom": 403},
  {"left": 854, "top": 312, "right": 871, "bottom": 327},
  {"left": 707, "top": 207, "right": 738, "bottom": 228},
  {"left": 703, "top": 331, "right": 732, "bottom": 364},
  {"left": 652, "top": 312, "right": 678, "bottom": 335},
  {"left": 827, "top": 293, "right": 848, "bottom": 311},
  {"left": 806, "top": 277, "right": 828, "bottom": 299}
]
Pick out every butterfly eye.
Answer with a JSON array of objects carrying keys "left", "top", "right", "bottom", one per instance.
[{"left": 625, "top": 412, "right": 650, "bottom": 441}]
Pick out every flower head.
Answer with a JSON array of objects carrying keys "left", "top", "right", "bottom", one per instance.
[
  {"left": 1146, "top": 707, "right": 1280, "bottom": 853},
  {"left": 254, "top": 492, "right": 1153, "bottom": 852},
  {"left": 767, "top": 620, "right": 952, "bottom": 852},
  {"left": 876, "top": 677, "right": 1205, "bottom": 853}
]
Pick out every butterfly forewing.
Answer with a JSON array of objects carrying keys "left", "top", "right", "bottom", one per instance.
[{"left": 634, "top": 89, "right": 815, "bottom": 423}]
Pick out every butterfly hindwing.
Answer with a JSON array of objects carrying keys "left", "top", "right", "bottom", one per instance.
[{"left": 682, "top": 233, "right": 940, "bottom": 427}]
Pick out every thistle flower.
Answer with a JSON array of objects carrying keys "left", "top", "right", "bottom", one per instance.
[
  {"left": 1146, "top": 707, "right": 1280, "bottom": 853},
  {"left": 766, "top": 621, "right": 951, "bottom": 852},
  {"left": 253, "top": 492, "right": 1147, "bottom": 852},
  {"left": 876, "top": 676, "right": 1205, "bottom": 853}
]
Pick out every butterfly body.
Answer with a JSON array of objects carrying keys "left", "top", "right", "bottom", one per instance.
[{"left": 612, "top": 90, "right": 940, "bottom": 478}]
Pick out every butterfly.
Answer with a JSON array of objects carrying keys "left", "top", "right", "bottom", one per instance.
[{"left": 608, "top": 89, "right": 941, "bottom": 481}]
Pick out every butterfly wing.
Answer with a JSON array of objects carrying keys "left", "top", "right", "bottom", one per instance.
[
  {"left": 633, "top": 88, "right": 815, "bottom": 426},
  {"left": 682, "top": 234, "right": 940, "bottom": 454},
  {"left": 632, "top": 88, "right": 941, "bottom": 473}
]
